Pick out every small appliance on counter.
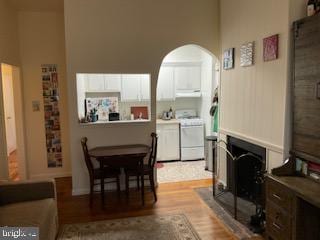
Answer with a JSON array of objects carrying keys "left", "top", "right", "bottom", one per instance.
[
  {"left": 162, "top": 107, "right": 173, "bottom": 120},
  {"left": 108, "top": 112, "right": 120, "bottom": 121}
]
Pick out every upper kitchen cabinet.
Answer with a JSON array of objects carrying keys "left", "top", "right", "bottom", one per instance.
[
  {"left": 86, "top": 74, "right": 105, "bottom": 92},
  {"left": 175, "top": 65, "right": 201, "bottom": 92},
  {"left": 85, "top": 73, "right": 121, "bottom": 92},
  {"left": 121, "top": 74, "right": 151, "bottom": 102},
  {"left": 157, "top": 66, "right": 175, "bottom": 101},
  {"left": 140, "top": 74, "right": 150, "bottom": 101},
  {"left": 104, "top": 74, "right": 121, "bottom": 92}
]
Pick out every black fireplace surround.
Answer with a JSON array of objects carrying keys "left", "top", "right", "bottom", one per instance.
[{"left": 227, "top": 136, "right": 266, "bottom": 203}]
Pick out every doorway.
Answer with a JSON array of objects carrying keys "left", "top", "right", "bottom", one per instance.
[
  {"left": 156, "top": 44, "right": 220, "bottom": 184},
  {"left": 1, "top": 63, "right": 27, "bottom": 181}
]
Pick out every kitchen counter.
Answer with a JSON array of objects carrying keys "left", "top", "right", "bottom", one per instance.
[
  {"left": 80, "top": 119, "right": 151, "bottom": 125},
  {"left": 156, "top": 119, "right": 180, "bottom": 125}
]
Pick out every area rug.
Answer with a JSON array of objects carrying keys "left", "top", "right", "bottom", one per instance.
[
  {"left": 157, "top": 160, "right": 212, "bottom": 183},
  {"left": 195, "top": 187, "right": 260, "bottom": 240},
  {"left": 58, "top": 214, "right": 201, "bottom": 240}
]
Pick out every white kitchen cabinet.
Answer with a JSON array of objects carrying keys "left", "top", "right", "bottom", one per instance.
[
  {"left": 121, "top": 74, "right": 150, "bottom": 102},
  {"left": 175, "top": 65, "right": 201, "bottom": 91},
  {"left": 121, "top": 74, "right": 141, "bottom": 101},
  {"left": 157, "top": 123, "right": 180, "bottom": 161},
  {"left": 86, "top": 74, "right": 105, "bottom": 92},
  {"left": 140, "top": 74, "right": 150, "bottom": 101},
  {"left": 157, "top": 66, "right": 175, "bottom": 101},
  {"left": 104, "top": 74, "right": 121, "bottom": 91},
  {"left": 85, "top": 74, "right": 121, "bottom": 92}
]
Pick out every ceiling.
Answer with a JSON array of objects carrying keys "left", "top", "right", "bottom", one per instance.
[{"left": 8, "top": 0, "right": 63, "bottom": 12}]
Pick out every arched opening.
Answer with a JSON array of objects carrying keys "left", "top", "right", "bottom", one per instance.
[{"left": 156, "top": 44, "right": 220, "bottom": 184}]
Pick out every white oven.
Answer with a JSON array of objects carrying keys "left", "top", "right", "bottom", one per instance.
[{"left": 176, "top": 110, "right": 205, "bottom": 161}]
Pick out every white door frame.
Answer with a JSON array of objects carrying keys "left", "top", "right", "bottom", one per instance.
[{"left": 0, "top": 63, "right": 27, "bottom": 180}]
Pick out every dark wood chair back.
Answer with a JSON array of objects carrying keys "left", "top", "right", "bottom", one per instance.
[
  {"left": 81, "top": 137, "right": 94, "bottom": 179},
  {"left": 148, "top": 132, "right": 158, "bottom": 168}
]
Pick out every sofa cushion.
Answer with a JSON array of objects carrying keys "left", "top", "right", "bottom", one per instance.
[{"left": 0, "top": 199, "right": 58, "bottom": 240}]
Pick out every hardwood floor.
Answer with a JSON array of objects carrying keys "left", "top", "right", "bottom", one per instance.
[
  {"left": 56, "top": 177, "right": 241, "bottom": 239},
  {"left": 8, "top": 151, "right": 19, "bottom": 181}
]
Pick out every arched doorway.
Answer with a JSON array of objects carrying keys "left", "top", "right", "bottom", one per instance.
[{"left": 155, "top": 44, "right": 220, "bottom": 184}]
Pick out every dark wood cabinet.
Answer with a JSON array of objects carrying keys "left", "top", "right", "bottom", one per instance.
[
  {"left": 266, "top": 14, "right": 320, "bottom": 240},
  {"left": 266, "top": 175, "right": 320, "bottom": 240},
  {"left": 266, "top": 177, "right": 293, "bottom": 240},
  {"left": 293, "top": 14, "right": 320, "bottom": 164}
]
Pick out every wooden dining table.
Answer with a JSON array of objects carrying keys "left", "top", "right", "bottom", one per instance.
[{"left": 88, "top": 144, "right": 150, "bottom": 206}]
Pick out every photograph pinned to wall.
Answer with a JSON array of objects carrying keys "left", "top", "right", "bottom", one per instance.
[
  {"left": 263, "top": 34, "right": 279, "bottom": 62},
  {"left": 41, "top": 64, "right": 63, "bottom": 168},
  {"left": 223, "top": 48, "right": 235, "bottom": 70},
  {"left": 240, "top": 42, "right": 254, "bottom": 67}
]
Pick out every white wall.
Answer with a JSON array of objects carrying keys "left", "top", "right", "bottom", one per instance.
[
  {"left": 0, "top": 0, "right": 21, "bottom": 180},
  {"left": 199, "top": 51, "right": 216, "bottom": 136},
  {"left": 163, "top": 45, "right": 204, "bottom": 63},
  {"left": 17, "top": 11, "right": 71, "bottom": 179},
  {"left": 217, "top": 0, "right": 306, "bottom": 184},
  {"left": 64, "top": 0, "right": 220, "bottom": 195}
]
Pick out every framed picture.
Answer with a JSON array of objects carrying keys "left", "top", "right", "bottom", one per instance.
[
  {"left": 223, "top": 48, "right": 235, "bottom": 70},
  {"left": 240, "top": 42, "right": 254, "bottom": 67},
  {"left": 263, "top": 34, "right": 279, "bottom": 61}
]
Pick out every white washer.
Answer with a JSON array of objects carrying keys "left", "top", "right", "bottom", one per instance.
[{"left": 176, "top": 110, "right": 205, "bottom": 161}]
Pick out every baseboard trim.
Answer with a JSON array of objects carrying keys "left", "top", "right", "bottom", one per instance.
[
  {"left": 30, "top": 172, "right": 72, "bottom": 180},
  {"left": 72, "top": 181, "right": 153, "bottom": 196},
  {"left": 72, "top": 188, "right": 90, "bottom": 196}
]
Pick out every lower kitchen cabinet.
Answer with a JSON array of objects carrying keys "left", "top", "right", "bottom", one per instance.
[{"left": 157, "top": 122, "right": 180, "bottom": 161}]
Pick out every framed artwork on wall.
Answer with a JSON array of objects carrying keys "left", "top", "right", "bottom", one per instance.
[
  {"left": 223, "top": 48, "right": 235, "bottom": 70},
  {"left": 240, "top": 42, "right": 254, "bottom": 67},
  {"left": 263, "top": 34, "right": 279, "bottom": 61}
]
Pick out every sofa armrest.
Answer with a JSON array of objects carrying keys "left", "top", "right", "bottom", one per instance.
[{"left": 0, "top": 179, "right": 56, "bottom": 206}]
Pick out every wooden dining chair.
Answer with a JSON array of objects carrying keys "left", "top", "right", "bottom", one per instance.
[
  {"left": 81, "top": 137, "right": 121, "bottom": 206},
  {"left": 125, "top": 133, "right": 158, "bottom": 204}
]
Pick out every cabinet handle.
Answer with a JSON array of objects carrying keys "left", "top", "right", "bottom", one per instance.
[
  {"left": 316, "top": 82, "right": 320, "bottom": 99},
  {"left": 272, "top": 222, "right": 281, "bottom": 230},
  {"left": 272, "top": 193, "right": 282, "bottom": 201}
]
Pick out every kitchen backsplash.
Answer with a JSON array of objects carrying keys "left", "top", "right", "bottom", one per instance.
[
  {"left": 157, "top": 98, "right": 201, "bottom": 118},
  {"left": 85, "top": 92, "right": 150, "bottom": 120},
  {"left": 85, "top": 92, "right": 200, "bottom": 120}
]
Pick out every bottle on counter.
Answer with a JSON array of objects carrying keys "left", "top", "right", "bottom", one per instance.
[
  {"left": 168, "top": 107, "right": 173, "bottom": 119},
  {"left": 307, "top": 0, "right": 317, "bottom": 16}
]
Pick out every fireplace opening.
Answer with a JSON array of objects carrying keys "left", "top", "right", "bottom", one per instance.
[
  {"left": 227, "top": 136, "right": 266, "bottom": 200},
  {"left": 226, "top": 136, "right": 266, "bottom": 232}
]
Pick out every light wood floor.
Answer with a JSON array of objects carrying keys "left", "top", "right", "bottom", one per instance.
[
  {"left": 56, "top": 177, "right": 257, "bottom": 240},
  {"left": 8, "top": 150, "right": 19, "bottom": 181}
]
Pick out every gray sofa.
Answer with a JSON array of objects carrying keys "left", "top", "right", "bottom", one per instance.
[{"left": 0, "top": 179, "right": 58, "bottom": 240}]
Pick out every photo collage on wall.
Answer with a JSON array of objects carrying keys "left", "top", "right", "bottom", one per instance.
[{"left": 41, "top": 64, "right": 62, "bottom": 168}]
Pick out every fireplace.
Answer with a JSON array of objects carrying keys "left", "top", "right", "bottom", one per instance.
[{"left": 227, "top": 136, "right": 266, "bottom": 203}]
